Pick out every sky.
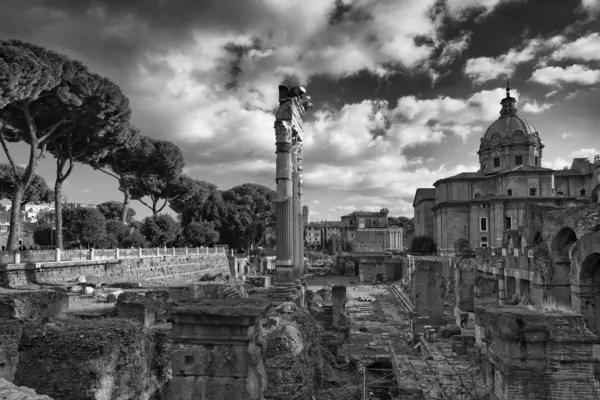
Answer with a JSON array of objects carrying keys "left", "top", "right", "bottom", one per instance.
[{"left": 1, "top": 0, "right": 600, "bottom": 222}]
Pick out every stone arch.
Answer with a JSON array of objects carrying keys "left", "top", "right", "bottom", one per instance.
[
  {"left": 578, "top": 253, "right": 600, "bottom": 334},
  {"left": 591, "top": 184, "right": 600, "bottom": 203},
  {"left": 552, "top": 227, "right": 577, "bottom": 259},
  {"left": 549, "top": 227, "right": 578, "bottom": 307},
  {"left": 532, "top": 232, "right": 543, "bottom": 246}
]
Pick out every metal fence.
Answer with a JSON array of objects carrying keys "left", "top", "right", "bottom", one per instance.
[{"left": 0, "top": 246, "right": 226, "bottom": 264}]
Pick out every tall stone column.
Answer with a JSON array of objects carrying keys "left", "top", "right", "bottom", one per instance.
[
  {"left": 274, "top": 119, "right": 295, "bottom": 286},
  {"left": 297, "top": 143, "right": 305, "bottom": 277},
  {"left": 272, "top": 85, "right": 312, "bottom": 289},
  {"left": 291, "top": 137, "right": 300, "bottom": 279}
]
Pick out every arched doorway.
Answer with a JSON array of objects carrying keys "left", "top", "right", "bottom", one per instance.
[
  {"left": 579, "top": 253, "right": 600, "bottom": 334},
  {"left": 591, "top": 184, "right": 600, "bottom": 203},
  {"left": 549, "top": 227, "right": 577, "bottom": 306}
]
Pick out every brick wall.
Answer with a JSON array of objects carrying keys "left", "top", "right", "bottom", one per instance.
[{"left": 476, "top": 305, "right": 600, "bottom": 400}]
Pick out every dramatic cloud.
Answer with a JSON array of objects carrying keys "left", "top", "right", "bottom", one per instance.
[
  {"left": 552, "top": 32, "right": 600, "bottom": 62},
  {"left": 530, "top": 65, "right": 600, "bottom": 86},
  {"left": 1, "top": 0, "right": 599, "bottom": 220},
  {"left": 464, "top": 36, "right": 564, "bottom": 84},
  {"left": 521, "top": 100, "right": 553, "bottom": 113}
]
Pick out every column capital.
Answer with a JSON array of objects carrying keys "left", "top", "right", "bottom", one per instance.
[{"left": 274, "top": 120, "right": 293, "bottom": 143}]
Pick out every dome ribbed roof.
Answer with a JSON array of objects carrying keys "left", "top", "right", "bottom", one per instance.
[
  {"left": 482, "top": 115, "right": 538, "bottom": 141},
  {"left": 479, "top": 83, "right": 542, "bottom": 150}
]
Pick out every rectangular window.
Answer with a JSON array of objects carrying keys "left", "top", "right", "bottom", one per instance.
[
  {"left": 529, "top": 188, "right": 537, "bottom": 196},
  {"left": 493, "top": 157, "right": 500, "bottom": 168},
  {"left": 507, "top": 189, "right": 513, "bottom": 196},
  {"left": 515, "top": 155, "right": 523, "bottom": 165},
  {"left": 481, "top": 236, "right": 488, "bottom": 242},
  {"left": 534, "top": 156, "right": 539, "bottom": 166},
  {"left": 505, "top": 217, "right": 512, "bottom": 229},
  {"left": 480, "top": 217, "right": 488, "bottom": 232},
  {"left": 481, "top": 243, "right": 488, "bottom": 248}
]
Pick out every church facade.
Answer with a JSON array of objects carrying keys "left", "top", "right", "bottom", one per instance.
[{"left": 414, "top": 86, "right": 600, "bottom": 255}]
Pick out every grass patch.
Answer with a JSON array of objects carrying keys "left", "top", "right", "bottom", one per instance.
[{"left": 518, "top": 293, "right": 575, "bottom": 314}]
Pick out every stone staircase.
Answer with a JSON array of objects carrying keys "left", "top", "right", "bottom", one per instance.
[{"left": 389, "top": 284, "right": 415, "bottom": 313}]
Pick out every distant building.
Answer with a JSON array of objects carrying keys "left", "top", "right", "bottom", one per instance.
[
  {"left": 302, "top": 206, "right": 309, "bottom": 225},
  {"left": 340, "top": 208, "right": 389, "bottom": 242},
  {"left": 412, "top": 85, "right": 599, "bottom": 256},
  {"left": 413, "top": 188, "right": 435, "bottom": 238},
  {"left": 1, "top": 202, "right": 55, "bottom": 223},
  {"left": 304, "top": 221, "right": 346, "bottom": 250}
]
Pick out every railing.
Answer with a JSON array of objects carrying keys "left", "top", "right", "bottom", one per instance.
[{"left": 0, "top": 246, "right": 226, "bottom": 264}]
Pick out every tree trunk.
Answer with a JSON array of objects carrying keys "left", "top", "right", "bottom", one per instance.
[
  {"left": 6, "top": 187, "right": 24, "bottom": 251},
  {"left": 152, "top": 202, "right": 158, "bottom": 220},
  {"left": 121, "top": 186, "right": 130, "bottom": 224},
  {"left": 54, "top": 179, "right": 64, "bottom": 249}
]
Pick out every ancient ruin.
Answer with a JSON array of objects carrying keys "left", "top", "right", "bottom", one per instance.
[{"left": 2, "top": 85, "right": 600, "bottom": 400}]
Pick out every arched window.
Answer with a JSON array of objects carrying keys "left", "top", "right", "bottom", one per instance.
[
  {"left": 474, "top": 190, "right": 482, "bottom": 198},
  {"left": 580, "top": 188, "right": 586, "bottom": 196}
]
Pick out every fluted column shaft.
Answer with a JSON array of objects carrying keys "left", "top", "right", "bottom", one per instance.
[
  {"left": 274, "top": 120, "right": 295, "bottom": 285},
  {"left": 297, "top": 144, "right": 304, "bottom": 277},
  {"left": 292, "top": 141, "right": 300, "bottom": 279}
]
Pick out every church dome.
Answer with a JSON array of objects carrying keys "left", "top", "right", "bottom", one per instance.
[{"left": 479, "top": 84, "right": 543, "bottom": 152}]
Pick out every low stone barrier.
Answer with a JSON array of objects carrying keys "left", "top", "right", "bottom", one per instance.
[{"left": 0, "top": 253, "right": 230, "bottom": 288}]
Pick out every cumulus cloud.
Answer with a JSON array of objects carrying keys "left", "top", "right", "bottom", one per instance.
[
  {"left": 569, "top": 148, "right": 598, "bottom": 159},
  {"left": 464, "top": 36, "right": 564, "bottom": 84},
  {"left": 530, "top": 65, "right": 600, "bottom": 86},
  {"left": 580, "top": 0, "right": 600, "bottom": 15},
  {"left": 551, "top": 32, "right": 600, "bottom": 62},
  {"left": 521, "top": 100, "right": 553, "bottom": 113},
  {"left": 542, "top": 157, "right": 570, "bottom": 170}
]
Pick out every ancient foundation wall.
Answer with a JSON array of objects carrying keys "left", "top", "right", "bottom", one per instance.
[
  {"left": 0, "top": 253, "right": 229, "bottom": 288},
  {"left": 475, "top": 305, "right": 600, "bottom": 400},
  {"left": 411, "top": 259, "right": 445, "bottom": 325},
  {"left": 167, "top": 299, "right": 271, "bottom": 400},
  {"left": 14, "top": 318, "right": 171, "bottom": 400}
]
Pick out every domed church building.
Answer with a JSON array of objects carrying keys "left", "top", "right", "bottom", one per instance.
[{"left": 413, "top": 84, "right": 600, "bottom": 255}]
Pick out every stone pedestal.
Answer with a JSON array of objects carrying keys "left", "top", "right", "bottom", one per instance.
[
  {"left": 168, "top": 299, "right": 272, "bottom": 400},
  {"left": 332, "top": 285, "right": 347, "bottom": 329},
  {"left": 411, "top": 259, "right": 444, "bottom": 325},
  {"left": 116, "top": 293, "right": 156, "bottom": 327}
]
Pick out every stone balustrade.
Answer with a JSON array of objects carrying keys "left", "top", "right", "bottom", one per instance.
[{"left": 0, "top": 246, "right": 227, "bottom": 265}]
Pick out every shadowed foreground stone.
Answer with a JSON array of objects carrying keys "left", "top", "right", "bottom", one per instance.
[
  {"left": 167, "top": 298, "right": 272, "bottom": 400},
  {"left": 0, "top": 289, "right": 68, "bottom": 320},
  {"left": 476, "top": 305, "right": 600, "bottom": 400},
  {"left": 0, "top": 378, "right": 53, "bottom": 399},
  {"left": 13, "top": 318, "right": 171, "bottom": 400}
]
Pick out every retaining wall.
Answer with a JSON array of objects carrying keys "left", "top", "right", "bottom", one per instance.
[{"left": 0, "top": 253, "right": 230, "bottom": 288}]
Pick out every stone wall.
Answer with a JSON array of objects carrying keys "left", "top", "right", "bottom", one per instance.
[
  {"left": 0, "top": 378, "right": 52, "bottom": 399},
  {"left": 0, "top": 253, "right": 229, "bottom": 288},
  {"left": 354, "top": 230, "right": 385, "bottom": 253},
  {"left": 14, "top": 318, "right": 171, "bottom": 400},
  {"left": 411, "top": 259, "right": 445, "bottom": 325},
  {"left": 475, "top": 305, "right": 600, "bottom": 400},
  {"left": 0, "top": 289, "right": 69, "bottom": 383}
]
